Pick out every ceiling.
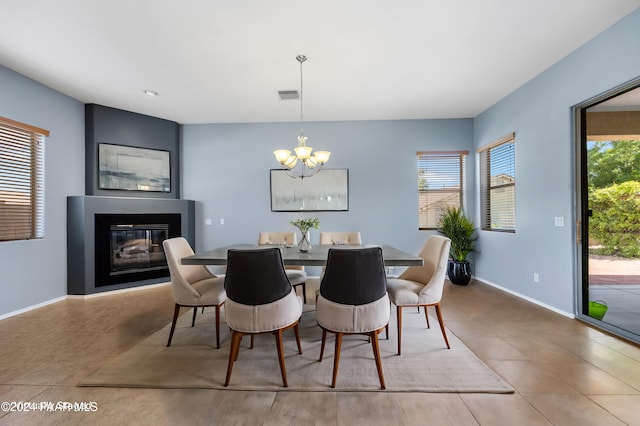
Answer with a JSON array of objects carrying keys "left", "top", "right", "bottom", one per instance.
[{"left": 1, "top": 1, "right": 639, "bottom": 124}]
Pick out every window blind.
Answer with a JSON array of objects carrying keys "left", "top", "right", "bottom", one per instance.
[
  {"left": 0, "top": 117, "right": 48, "bottom": 242},
  {"left": 417, "top": 151, "right": 467, "bottom": 229},
  {"left": 478, "top": 133, "right": 515, "bottom": 232}
]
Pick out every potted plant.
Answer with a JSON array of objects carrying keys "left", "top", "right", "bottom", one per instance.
[
  {"left": 437, "top": 207, "right": 477, "bottom": 285},
  {"left": 290, "top": 217, "right": 320, "bottom": 252}
]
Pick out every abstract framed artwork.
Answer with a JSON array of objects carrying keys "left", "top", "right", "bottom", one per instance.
[
  {"left": 270, "top": 168, "right": 349, "bottom": 212},
  {"left": 98, "top": 143, "right": 171, "bottom": 192}
]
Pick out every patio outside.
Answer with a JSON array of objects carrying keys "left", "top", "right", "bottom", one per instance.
[{"left": 588, "top": 254, "right": 640, "bottom": 337}]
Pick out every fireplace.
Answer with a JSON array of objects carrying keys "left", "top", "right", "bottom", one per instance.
[
  {"left": 109, "top": 223, "right": 168, "bottom": 274},
  {"left": 95, "top": 213, "right": 180, "bottom": 287},
  {"left": 67, "top": 196, "right": 195, "bottom": 295}
]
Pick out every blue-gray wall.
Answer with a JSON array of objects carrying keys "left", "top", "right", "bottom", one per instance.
[
  {"left": 181, "top": 120, "right": 474, "bottom": 275},
  {"left": 0, "top": 65, "right": 84, "bottom": 316},
  {"left": 473, "top": 8, "right": 640, "bottom": 314},
  {"left": 1, "top": 7, "right": 639, "bottom": 317}
]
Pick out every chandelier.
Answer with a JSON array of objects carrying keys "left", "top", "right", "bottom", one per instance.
[{"left": 273, "top": 55, "right": 331, "bottom": 178}]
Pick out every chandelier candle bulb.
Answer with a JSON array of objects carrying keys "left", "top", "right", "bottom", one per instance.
[
  {"left": 314, "top": 151, "right": 331, "bottom": 163},
  {"left": 294, "top": 144, "right": 313, "bottom": 160},
  {"left": 274, "top": 150, "right": 291, "bottom": 162}
]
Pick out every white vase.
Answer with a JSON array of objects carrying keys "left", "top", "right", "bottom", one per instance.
[{"left": 298, "top": 231, "right": 311, "bottom": 252}]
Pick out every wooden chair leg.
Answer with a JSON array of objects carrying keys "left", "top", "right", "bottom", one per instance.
[
  {"left": 319, "top": 329, "right": 327, "bottom": 361},
  {"left": 215, "top": 305, "right": 221, "bottom": 349},
  {"left": 274, "top": 329, "right": 288, "bottom": 387},
  {"left": 167, "top": 303, "right": 180, "bottom": 347},
  {"left": 234, "top": 334, "right": 244, "bottom": 361},
  {"left": 166, "top": 304, "right": 180, "bottom": 347},
  {"left": 293, "top": 322, "right": 302, "bottom": 354},
  {"left": 331, "top": 332, "right": 343, "bottom": 388},
  {"left": 370, "top": 330, "right": 386, "bottom": 390},
  {"left": 191, "top": 306, "right": 197, "bottom": 327},
  {"left": 423, "top": 305, "right": 430, "bottom": 328},
  {"left": 396, "top": 306, "right": 403, "bottom": 355},
  {"left": 435, "top": 303, "right": 451, "bottom": 349},
  {"left": 224, "top": 330, "right": 243, "bottom": 386}
]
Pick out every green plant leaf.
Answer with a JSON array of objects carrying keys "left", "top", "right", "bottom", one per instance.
[
  {"left": 290, "top": 217, "right": 320, "bottom": 233},
  {"left": 436, "top": 207, "right": 477, "bottom": 261}
]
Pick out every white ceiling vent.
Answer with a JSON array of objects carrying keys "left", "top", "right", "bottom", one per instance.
[{"left": 278, "top": 90, "right": 299, "bottom": 100}]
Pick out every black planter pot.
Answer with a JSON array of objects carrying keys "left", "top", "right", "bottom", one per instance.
[{"left": 448, "top": 260, "right": 471, "bottom": 285}]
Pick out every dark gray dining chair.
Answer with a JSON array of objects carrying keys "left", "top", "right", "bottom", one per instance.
[
  {"left": 316, "top": 246, "right": 390, "bottom": 389},
  {"left": 258, "top": 232, "right": 308, "bottom": 303},
  {"left": 223, "top": 247, "right": 303, "bottom": 387}
]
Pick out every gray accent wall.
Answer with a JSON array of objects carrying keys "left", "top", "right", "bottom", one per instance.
[
  {"left": 85, "top": 104, "right": 181, "bottom": 199},
  {"left": 0, "top": 65, "right": 85, "bottom": 316},
  {"left": 473, "top": 8, "right": 640, "bottom": 314},
  {"left": 67, "top": 196, "right": 195, "bottom": 295}
]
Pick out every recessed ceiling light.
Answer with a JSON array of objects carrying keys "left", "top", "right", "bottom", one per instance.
[{"left": 143, "top": 89, "right": 159, "bottom": 96}]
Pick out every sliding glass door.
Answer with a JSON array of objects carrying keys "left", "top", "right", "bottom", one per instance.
[{"left": 575, "top": 81, "right": 640, "bottom": 344}]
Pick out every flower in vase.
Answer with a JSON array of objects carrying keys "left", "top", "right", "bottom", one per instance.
[{"left": 290, "top": 217, "right": 320, "bottom": 234}]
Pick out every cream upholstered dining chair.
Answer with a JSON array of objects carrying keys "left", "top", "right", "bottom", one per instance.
[
  {"left": 319, "top": 232, "right": 362, "bottom": 245},
  {"left": 223, "top": 247, "right": 303, "bottom": 387},
  {"left": 316, "top": 246, "right": 390, "bottom": 389},
  {"left": 386, "top": 235, "right": 451, "bottom": 355},
  {"left": 163, "top": 237, "right": 226, "bottom": 349},
  {"left": 258, "top": 232, "right": 308, "bottom": 303}
]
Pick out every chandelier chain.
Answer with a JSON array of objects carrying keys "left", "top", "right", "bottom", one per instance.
[{"left": 298, "top": 55, "right": 306, "bottom": 138}]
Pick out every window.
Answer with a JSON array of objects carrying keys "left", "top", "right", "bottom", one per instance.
[
  {"left": 478, "top": 133, "right": 515, "bottom": 232},
  {"left": 417, "top": 151, "right": 468, "bottom": 229},
  {"left": 0, "top": 117, "right": 49, "bottom": 242}
]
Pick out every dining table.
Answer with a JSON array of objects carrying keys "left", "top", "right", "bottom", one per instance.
[{"left": 181, "top": 243, "right": 423, "bottom": 267}]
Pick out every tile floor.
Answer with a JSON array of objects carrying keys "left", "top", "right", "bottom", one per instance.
[{"left": 0, "top": 280, "right": 639, "bottom": 425}]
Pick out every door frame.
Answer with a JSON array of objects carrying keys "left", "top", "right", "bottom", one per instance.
[{"left": 572, "top": 75, "right": 640, "bottom": 342}]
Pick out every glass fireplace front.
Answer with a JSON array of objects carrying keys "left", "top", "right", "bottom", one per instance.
[
  {"left": 110, "top": 224, "right": 168, "bottom": 274},
  {"left": 94, "top": 213, "right": 181, "bottom": 287}
]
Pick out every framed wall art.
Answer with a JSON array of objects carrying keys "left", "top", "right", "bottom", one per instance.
[
  {"left": 98, "top": 143, "right": 171, "bottom": 192},
  {"left": 270, "top": 168, "right": 349, "bottom": 212}
]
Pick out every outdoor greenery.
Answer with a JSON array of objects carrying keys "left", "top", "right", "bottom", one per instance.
[
  {"left": 290, "top": 217, "right": 320, "bottom": 234},
  {"left": 587, "top": 141, "right": 640, "bottom": 188},
  {"left": 589, "top": 181, "right": 640, "bottom": 258},
  {"left": 437, "top": 207, "right": 477, "bottom": 262},
  {"left": 587, "top": 141, "right": 640, "bottom": 258}
]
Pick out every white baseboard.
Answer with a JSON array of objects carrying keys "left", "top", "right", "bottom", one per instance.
[
  {"left": 66, "top": 281, "right": 171, "bottom": 299},
  {"left": 0, "top": 296, "right": 67, "bottom": 321},
  {"left": 1, "top": 282, "right": 171, "bottom": 321},
  {"left": 474, "top": 277, "right": 575, "bottom": 319}
]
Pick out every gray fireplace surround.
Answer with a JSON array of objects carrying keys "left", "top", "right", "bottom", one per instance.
[{"left": 67, "top": 196, "right": 195, "bottom": 295}]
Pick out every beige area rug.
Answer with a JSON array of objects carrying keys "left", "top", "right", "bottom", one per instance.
[{"left": 79, "top": 302, "right": 513, "bottom": 393}]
